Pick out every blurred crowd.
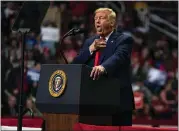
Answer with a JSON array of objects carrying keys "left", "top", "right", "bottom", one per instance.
[{"left": 1, "top": 1, "right": 178, "bottom": 122}]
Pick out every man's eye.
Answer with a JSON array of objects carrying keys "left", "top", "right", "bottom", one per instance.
[
  {"left": 101, "top": 17, "right": 106, "bottom": 19},
  {"left": 94, "top": 17, "right": 106, "bottom": 20}
]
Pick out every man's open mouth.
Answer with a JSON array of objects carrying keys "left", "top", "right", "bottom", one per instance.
[{"left": 96, "top": 25, "right": 102, "bottom": 32}]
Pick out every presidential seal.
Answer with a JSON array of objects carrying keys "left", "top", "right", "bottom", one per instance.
[{"left": 49, "top": 70, "right": 67, "bottom": 97}]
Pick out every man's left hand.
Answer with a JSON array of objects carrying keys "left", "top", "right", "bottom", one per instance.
[{"left": 90, "top": 65, "right": 105, "bottom": 80}]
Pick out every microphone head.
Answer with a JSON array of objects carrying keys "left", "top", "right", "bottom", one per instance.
[
  {"left": 63, "top": 28, "right": 87, "bottom": 38},
  {"left": 74, "top": 28, "right": 87, "bottom": 34}
]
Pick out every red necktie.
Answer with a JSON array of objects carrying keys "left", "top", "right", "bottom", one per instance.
[
  {"left": 94, "top": 51, "right": 100, "bottom": 66},
  {"left": 94, "top": 37, "right": 105, "bottom": 66}
]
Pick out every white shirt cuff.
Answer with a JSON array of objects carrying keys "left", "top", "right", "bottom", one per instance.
[{"left": 89, "top": 49, "right": 93, "bottom": 55}]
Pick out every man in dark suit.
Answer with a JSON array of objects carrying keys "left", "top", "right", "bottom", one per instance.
[{"left": 72, "top": 8, "right": 134, "bottom": 131}]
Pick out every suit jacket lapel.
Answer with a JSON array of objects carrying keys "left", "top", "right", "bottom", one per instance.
[{"left": 99, "top": 30, "right": 119, "bottom": 64}]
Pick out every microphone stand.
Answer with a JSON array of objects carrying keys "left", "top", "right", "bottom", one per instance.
[
  {"left": 58, "top": 28, "right": 76, "bottom": 64},
  {"left": 17, "top": 29, "right": 31, "bottom": 131},
  {"left": 58, "top": 36, "right": 68, "bottom": 64}
]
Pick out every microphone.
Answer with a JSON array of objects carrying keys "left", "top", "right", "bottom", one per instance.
[
  {"left": 63, "top": 28, "right": 86, "bottom": 38},
  {"left": 73, "top": 28, "right": 86, "bottom": 34},
  {"left": 58, "top": 28, "right": 86, "bottom": 64}
]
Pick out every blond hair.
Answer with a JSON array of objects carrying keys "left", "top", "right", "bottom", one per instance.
[{"left": 95, "top": 8, "right": 116, "bottom": 28}]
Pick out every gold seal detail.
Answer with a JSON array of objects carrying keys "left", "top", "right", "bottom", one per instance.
[{"left": 49, "top": 70, "right": 67, "bottom": 97}]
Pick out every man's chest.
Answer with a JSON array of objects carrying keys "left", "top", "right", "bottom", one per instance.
[{"left": 99, "top": 39, "right": 117, "bottom": 63}]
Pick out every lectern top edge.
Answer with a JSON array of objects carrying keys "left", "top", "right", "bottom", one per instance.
[{"left": 41, "top": 64, "right": 92, "bottom": 68}]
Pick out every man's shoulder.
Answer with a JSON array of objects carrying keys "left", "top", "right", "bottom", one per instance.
[
  {"left": 116, "top": 31, "right": 133, "bottom": 41},
  {"left": 110, "top": 31, "right": 133, "bottom": 46}
]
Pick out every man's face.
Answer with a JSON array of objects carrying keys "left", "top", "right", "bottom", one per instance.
[{"left": 94, "top": 11, "right": 112, "bottom": 36}]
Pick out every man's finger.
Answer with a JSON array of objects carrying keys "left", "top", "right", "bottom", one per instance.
[
  {"left": 99, "top": 41, "right": 106, "bottom": 45},
  {"left": 99, "top": 44, "right": 106, "bottom": 47},
  {"left": 99, "top": 45, "right": 106, "bottom": 47},
  {"left": 96, "top": 70, "right": 101, "bottom": 80},
  {"left": 93, "top": 68, "right": 99, "bottom": 80},
  {"left": 95, "top": 39, "right": 101, "bottom": 43},
  {"left": 90, "top": 67, "right": 96, "bottom": 77}
]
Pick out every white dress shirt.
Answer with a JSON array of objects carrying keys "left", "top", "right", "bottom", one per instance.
[{"left": 100, "top": 31, "right": 113, "bottom": 43}]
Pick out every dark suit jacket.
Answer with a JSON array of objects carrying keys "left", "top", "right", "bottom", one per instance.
[{"left": 72, "top": 29, "right": 135, "bottom": 125}]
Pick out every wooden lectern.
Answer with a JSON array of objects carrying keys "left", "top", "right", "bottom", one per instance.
[{"left": 36, "top": 64, "right": 121, "bottom": 131}]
